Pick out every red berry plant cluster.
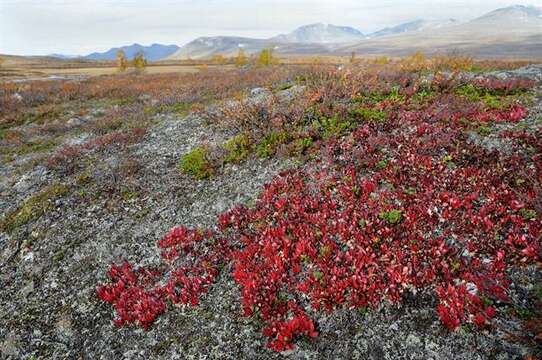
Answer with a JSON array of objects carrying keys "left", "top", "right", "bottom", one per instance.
[{"left": 97, "top": 68, "right": 541, "bottom": 352}]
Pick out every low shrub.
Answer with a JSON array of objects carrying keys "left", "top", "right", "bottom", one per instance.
[
  {"left": 255, "top": 131, "right": 288, "bottom": 158},
  {"left": 179, "top": 146, "right": 214, "bottom": 179},
  {"left": 224, "top": 134, "right": 251, "bottom": 164},
  {"left": 350, "top": 107, "right": 387, "bottom": 123}
]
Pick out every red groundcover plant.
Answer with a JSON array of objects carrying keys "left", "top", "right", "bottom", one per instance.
[{"left": 97, "top": 74, "right": 541, "bottom": 352}]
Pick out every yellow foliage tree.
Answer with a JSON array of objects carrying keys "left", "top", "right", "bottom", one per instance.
[
  {"left": 133, "top": 51, "right": 147, "bottom": 73},
  {"left": 373, "top": 56, "right": 390, "bottom": 65},
  {"left": 211, "top": 54, "right": 227, "bottom": 65},
  {"left": 400, "top": 51, "right": 427, "bottom": 72},
  {"left": 116, "top": 50, "right": 128, "bottom": 72},
  {"left": 235, "top": 48, "right": 248, "bottom": 67},
  {"left": 256, "top": 48, "right": 278, "bottom": 66}
]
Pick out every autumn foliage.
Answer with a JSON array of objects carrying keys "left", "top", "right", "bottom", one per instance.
[{"left": 97, "top": 65, "right": 540, "bottom": 352}]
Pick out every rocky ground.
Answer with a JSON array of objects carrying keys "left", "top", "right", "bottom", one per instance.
[{"left": 1, "top": 66, "right": 541, "bottom": 359}]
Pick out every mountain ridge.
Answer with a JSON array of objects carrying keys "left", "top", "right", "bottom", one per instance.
[{"left": 48, "top": 5, "right": 542, "bottom": 61}]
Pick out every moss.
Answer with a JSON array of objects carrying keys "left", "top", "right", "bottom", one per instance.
[
  {"left": 18, "top": 108, "right": 63, "bottom": 126},
  {"left": 1, "top": 184, "right": 69, "bottom": 233},
  {"left": 75, "top": 170, "right": 92, "bottom": 186},
  {"left": 224, "top": 134, "right": 251, "bottom": 163},
  {"left": 144, "top": 103, "right": 191, "bottom": 117},
  {"left": 179, "top": 146, "right": 214, "bottom": 179},
  {"left": 121, "top": 189, "right": 140, "bottom": 201},
  {"left": 0, "top": 138, "right": 58, "bottom": 157},
  {"left": 53, "top": 250, "right": 65, "bottom": 262}
]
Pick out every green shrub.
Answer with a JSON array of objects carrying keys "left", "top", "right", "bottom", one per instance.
[
  {"left": 379, "top": 209, "right": 403, "bottom": 225},
  {"left": 256, "top": 131, "right": 288, "bottom": 158},
  {"left": 350, "top": 108, "right": 387, "bottom": 123},
  {"left": 476, "top": 124, "right": 492, "bottom": 136},
  {"left": 455, "top": 84, "right": 481, "bottom": 100},
  {"left": 519, "top": 208, "right": 537, "bottom": 221},
  {"left": 313, "top": 115, "right": 352, "bottom": 139},
  {"left": 293, "top": 137, "right": 313, "bottom": 155},
  {"left": 224, "top": 134, "right": 251, "bottom": 163},
  {"left": 275, "top": 82, "right": 294, "bottom": 91},
  {"left": 179, "top": 147, "right": 214, "bottom": 179},
  {"left": 375, "top": 159, "right": 388, "bottom": 170},
  {"left": 455, "top": 85, "right": 511, "bottom": 109}
]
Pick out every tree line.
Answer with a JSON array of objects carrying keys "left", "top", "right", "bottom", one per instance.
[{"left": 115, "top": 47, "right": 279, "bottom": 73}]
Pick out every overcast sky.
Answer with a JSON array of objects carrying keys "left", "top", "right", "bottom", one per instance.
[{"left": 1, "top": 0, "right": 540, "bottom": 55}]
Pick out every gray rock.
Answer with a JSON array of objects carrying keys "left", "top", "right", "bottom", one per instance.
[
  {"left": 488, "top": 64, "right": 542, "bottom": 82},
  {"left": 66, "top": 117, "right": 84, "bottom": 127},
  {"left": 276, "top": 85, "right": 306, "bottom": 102},
  {"left": 250, "top": 87, "right": 272, "bottom": 98}
]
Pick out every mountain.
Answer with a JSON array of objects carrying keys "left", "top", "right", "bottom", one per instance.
[
  {"left": 368, "top": 19, "right": 459, "bottom": 38},
  {"left": 83, "top": 43, "right": 180, "bottom": 61},
  {"left": 473, "top": 4, "right": 541, "bottom": 23},
  {"left": 272, "top": 23, "right": 364, "bottom": 43},
  {"left": 169, "top": 37, "right": 269, "bottom": 60},
  {"left": 57, "top": 5, "right": 541, "bottom": 62},
  {"left": 48, "top": 53, "right": 79, "bottom": 59},
  {"left": 167, "top": 35, "right": 332, "bottom": 60},
  {"left": 168, "top": 23, "right": 363, "bottom": 60},
  {"left": 337, "top": 5, "right": 542, "bottom": 58}
]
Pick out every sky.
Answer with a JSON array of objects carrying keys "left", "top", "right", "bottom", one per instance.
[{"left": 1, "top": 0, "right": 540, "bottom": 56}]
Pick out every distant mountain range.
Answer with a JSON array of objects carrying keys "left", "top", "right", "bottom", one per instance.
[
  {"left": 367, "top": 19, "right": 459, "bottom": 38},
  {"left": 70, "top": 43, "right": 180, "bottom": 61},
  {"left": 49, "top": 5, "right": 542, "bottom": 61},
  {"left": 337, "top": 5, "right": 542, "bottom": 59},
  {"left": 272, "top": 23, "right": 365, "bottom": 44}
]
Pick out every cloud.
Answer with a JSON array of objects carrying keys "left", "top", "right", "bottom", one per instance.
[{"left": 1, "top": 0, "right": 540, "bottom": 55}]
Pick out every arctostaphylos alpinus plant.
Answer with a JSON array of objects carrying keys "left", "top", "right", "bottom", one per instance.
[{"left": 97, "top": 67, "right": 540, "bottom": 352}]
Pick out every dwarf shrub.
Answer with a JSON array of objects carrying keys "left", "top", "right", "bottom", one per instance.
[
  {"left": 179, "top": 146, "right": 214, "bottom": 179},
  {"left": 224, "top": 134, "right": 251, "bottom": 163}
]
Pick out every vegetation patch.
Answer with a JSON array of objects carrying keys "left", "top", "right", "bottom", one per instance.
[
  {"left": 179, "top": 146, "right": 214, "bottom": 179},
  {"left": 1, "top": 184, "right": 69, "bottom": 233},
  {"left": 224, "top": 133, "right": 252, "bottom": 164},
  {"left": 350, "top": 107, "right": 387, "bottom": 123},
  {"left": 255, "top": 131, "right": 288, "bottom": 158},
  {"left": 97, "top": 67, "right": 540, "bottom": 354}
]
